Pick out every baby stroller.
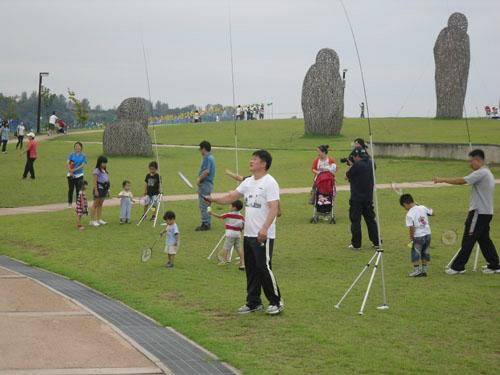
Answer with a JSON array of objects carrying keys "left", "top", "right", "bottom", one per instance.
[{"left": 310, "top": 171, "right": 336, "bottom": 224}]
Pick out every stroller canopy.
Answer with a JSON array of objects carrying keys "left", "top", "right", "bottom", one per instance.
[{"left": 315, "top": 171, "right": 334, "bottom": 195}]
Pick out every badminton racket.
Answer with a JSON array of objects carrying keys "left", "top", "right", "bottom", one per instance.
[
  {"left": 141, "top": 235, "right": 161, "bottom": 262},
  {"left": 441, "top": 229, "right": 458, "bottom": 246},
  {"left": 178, "top": 171, "right": 194, "bottom": 189},
  {"left": 391, "top": 182, "right": 403, "bottom": 196}
]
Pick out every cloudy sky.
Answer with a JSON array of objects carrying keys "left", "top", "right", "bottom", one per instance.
[{"left": 1, "top": 0, "right": 499, "bottom": 117}]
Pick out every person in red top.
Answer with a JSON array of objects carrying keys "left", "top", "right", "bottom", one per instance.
[
  {"left": 312, "top": 145, "right": 337, "bottom": 180},
  {"left": 310, "top": 145, "right": 337, "bottom": 202},
  {"left": 209, "top": 200, "right": 245, "bottom": 269},
  {"left": 22, "top": 132, "right": 37, "bottom": 179}
]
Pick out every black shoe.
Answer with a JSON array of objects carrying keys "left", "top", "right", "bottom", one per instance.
[{"left": 195, "top": 224, "right": 211, "bottom": 231}]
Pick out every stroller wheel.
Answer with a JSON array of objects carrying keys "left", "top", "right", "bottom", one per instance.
[
  {"left": 310, "top": 217, "right": 318, "bottom": 224},
  {"left": 330, "top": 217, "right": 336, "bottom": 224}
]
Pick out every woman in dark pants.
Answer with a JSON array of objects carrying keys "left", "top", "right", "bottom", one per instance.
[
  {"left": 67, "top": 142, "right": 87, "bottom": 208},
  {"left": 22, "top": 132, "right": 37, "bottom": 179},
  {"left": 90, "top": 155, "right": 110, "bottom": 227}
]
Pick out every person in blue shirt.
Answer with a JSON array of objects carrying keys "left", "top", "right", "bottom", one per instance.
[
  {"left": 67, "top": 142, "right": 88, "bottom": 208},
  {"left": 196, "top": 140, "right": 215, "bottom": 231}
]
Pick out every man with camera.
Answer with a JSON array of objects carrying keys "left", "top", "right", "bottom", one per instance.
[{"left": 344, "top": 148, "right": 380, "bottom": 250}]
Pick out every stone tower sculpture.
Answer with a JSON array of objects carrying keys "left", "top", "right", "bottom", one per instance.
[
  {"left": 302, "top": 48, "right": 344, "bottom": 136},
  {"left": 434, "top": 12, "right": 470, "bottom": 119},
  {"left": 103, "top": 97, "right": 153, "bottom": 156}
]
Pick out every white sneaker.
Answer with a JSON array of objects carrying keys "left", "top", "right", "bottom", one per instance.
[
  {"left": 482, "top": 267, "right": 500, "bottom": 274},
  {"left": 68, "top": 204, "right": 72, "bottom": 208},
  {"left": 408, "top": 269, "right": 424, "bottom": 277},
  {"left": 445, "top": 268, "right": 465, "bottom": 275},
  {"left": 266, "top": 304, "right": 284, "bottom": 315},
  {"left": 90, "top": 221, "right": 100, "bottom": 227},
  {"left": 237, "top": 304, "right": 263, "bottom": 314},
  {"left": 348, "top": 244, "right": 361, "bottom": 250},
  {"left": 98, "top": 220, "right": 107, "bottom": 225}
]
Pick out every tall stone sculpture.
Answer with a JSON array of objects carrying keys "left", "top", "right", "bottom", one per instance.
[
  {"left": 434, "top": 12, "right": 470, "bottom": 119},
  {"left": 103, "top": 97, "right": 153, "bottom": 156},
  {"left": 302, "top": 48, "right": 344, "bottom": 136}
]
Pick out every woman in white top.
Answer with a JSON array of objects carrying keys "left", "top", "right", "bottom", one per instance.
[{"left": 311, "top": 145, "right": 337, "bottom": 178}]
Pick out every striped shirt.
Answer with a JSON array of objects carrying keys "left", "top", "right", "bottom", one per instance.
[
  {"left": 222, "top": 211, "right": 245, "bottom": 238},
  {"left": 75, "top": 191, "right": 88, "bottom": 216}
]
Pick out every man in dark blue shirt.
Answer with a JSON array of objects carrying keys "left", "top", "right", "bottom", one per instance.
[
  {"left": 345, "top": 148, "right": 380, "bottom": 250},
  {"left": 196, "top": 140, "right": 216, "bottom": 231}
]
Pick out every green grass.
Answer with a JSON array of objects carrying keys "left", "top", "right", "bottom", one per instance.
[
  {"left": 2, "top": 118, "right": 500, "bottom": 207},
  {"left": 60, "top": 117, "right": 500, "bottom": 150},
  {"left": 1, "top": 187, "right": 499, "bottom": 374}
]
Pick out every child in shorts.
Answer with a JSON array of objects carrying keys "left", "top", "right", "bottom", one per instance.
[
  {"left": 118, "top": 180, "right": 135, "bottom": 224},
  {"left": 161, "top": 211, "right": 179, "bottom": 268},
  {"left": 75, "top": 180, "right": 88, "bottom": 231},
  {"left": 209, "top": 200, "right": 245, "bottom": 270},
  {"left": 400, "top": 194, "right": 433, "bottom": 277},
  {"left": 142, "top": 161, "right": 161, "bottom": 222}
]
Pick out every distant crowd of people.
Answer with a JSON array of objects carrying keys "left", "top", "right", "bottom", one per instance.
[
  {"left": 484, "top": 105, "right": 499, "bottom": 119},
  {"left": 236, "top": 104, "right": 265, "bottom": 121}
]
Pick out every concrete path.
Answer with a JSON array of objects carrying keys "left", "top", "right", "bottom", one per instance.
[
  {"left": 0, "top": 257, "right": 238, "bottom": 375},
  {"left": 61, "top": 140, "right": 256, "bottom": 152},
  {"left": 0, "top": 265, "right": 163, "bottom": 375},
  {"left": 2, "top": 180, "right": 500, "bottom": 217},
  {"left": 6, "top": 129, "right": 103, "bottom": 145}
]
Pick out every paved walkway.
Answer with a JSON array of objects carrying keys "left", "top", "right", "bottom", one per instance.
[
  {"left": 2, "top": 180, "right": 500, "bottom": 217},
  {"left": 6, "top": 129, "right": 103, "bottom": 145},
  {"left": 0, "top": 256, "right": 238, "bottom": 375}
]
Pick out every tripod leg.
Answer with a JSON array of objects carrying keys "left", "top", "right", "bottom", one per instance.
[
  {"left": 137, "top": 199, "right": 155, "bottom": 227},
  {"left": 377, "top": 252, "right": 389, "bottom": 310},
  {"left": 207, "top": 234, "right": 225, "bottom": 260},
  {"left": 153, "top": 194, "right": 161, "bottom": 228},
  {"left": 473, "top": 244, "right": 480, "bottom": 272},
  {"left": 359, "top": 251, "right": 383, "bottom": 315},
  {"left": 446, "top": 247, "right": 461, "bottom": 269},
  {"left": 335, "top": 252, "right": 377, "bottom": 309}
]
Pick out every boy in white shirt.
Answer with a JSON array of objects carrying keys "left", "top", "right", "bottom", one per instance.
[{"left": 400, "top": 194, "right": 433, "bottom": 277}]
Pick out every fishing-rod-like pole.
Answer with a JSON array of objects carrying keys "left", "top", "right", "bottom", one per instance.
[
  {"left": 140, "top": 34, "right": 163, "bottom": 182},
  {"left": 228, "top": 3, "right": 239, "bottom": 176},
  {"left": 338, "top": 0, "right": 387, "bottom": 314}
]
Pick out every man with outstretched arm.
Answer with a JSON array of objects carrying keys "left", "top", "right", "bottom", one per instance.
[
  {"left": 206, "top": 149, "right": 283, "bottom": 315},
  {"left": 433, "top": 149, "right": 499, "bottom": 274}
]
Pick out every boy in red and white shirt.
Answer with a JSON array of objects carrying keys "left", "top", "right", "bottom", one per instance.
[{"left": 209, "top": 200, "right": 245, "bottom": 269}]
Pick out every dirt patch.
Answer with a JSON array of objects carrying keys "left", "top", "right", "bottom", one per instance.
[
  {"left": 161, "top": 290, "right": 185, "bottom": 302},
  {"left": 5, "top": 239, "right": 53, "bottom": 257}
]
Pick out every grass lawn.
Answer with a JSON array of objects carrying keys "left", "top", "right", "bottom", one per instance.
[
  {"left": 1, "top": 186, "right": 499, "bottom": 374},
  {"left": 2, "top": 118, "right": 499, "bottom": 207},
  {"left": 59, "top": 117, "right": 500, "bottom": 151}
]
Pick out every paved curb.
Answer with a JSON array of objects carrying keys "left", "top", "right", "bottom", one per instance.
[
  {"left": 2, "top": 180, "right": 500, "bottom": 217},
  {"left": 0, "top": 256, "right": 238, "bottom": 375}
]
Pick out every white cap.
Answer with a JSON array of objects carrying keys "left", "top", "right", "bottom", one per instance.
[{"left": 27, "top": 132, "right": 35, "bottom": 138}]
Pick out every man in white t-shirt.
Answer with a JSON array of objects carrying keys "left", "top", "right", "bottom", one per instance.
[
  {"left": 206, "top": 149, "right": 283, "bottom": 315},
  {"left": 48, "top": 111, "right": 58, "bottom": 135},
  {"left": 434, "top": 149, "right": 499, "bottom": 274},
  {"left": 400, "top": 194, "right": 433, "bottom": 277}
]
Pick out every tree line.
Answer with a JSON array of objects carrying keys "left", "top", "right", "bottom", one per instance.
[{"left": 0, "top": 90, "right": 226, "bottom": 128}]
